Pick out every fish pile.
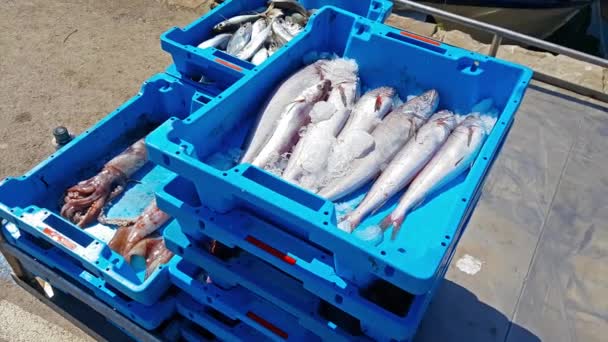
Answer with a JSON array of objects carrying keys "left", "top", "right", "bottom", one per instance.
[
  {"left": 241, "top": 57, "right": 497, "bottom": 241},
  {"left": 197, "top": 0, "right": 311, "bottom": 65},
  {"left": 61, "top": 139, "right": 173, "bottom": 278}
]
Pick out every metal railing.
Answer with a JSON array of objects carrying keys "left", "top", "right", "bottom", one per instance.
[{"left": 393, "top": 0, "right": 608, "bottom": 102}]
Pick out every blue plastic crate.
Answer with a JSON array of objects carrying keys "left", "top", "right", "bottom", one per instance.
[
  {"left": 161, "top": 0, "right": 393, "bottom": 78},
  {"left": 177, "top": 293, "right": 273, "bottom": 342},
  {"left": 170, "top": 256, "right": 361, "bottom": 341},
  {"left": 1, "top": 222, "right": 176, "bottom": 330},
  {"left": 169, "top": 256, "right": 322, "bottom": 341},
  {"left": 148, "top": 6, "right": 532, "bottom": 296},
  {"left": 0, "top": 73, "right": 210, "bottom": 305},
  {"left": 163, "top": 220, "right": 466, "bottom": 342}
]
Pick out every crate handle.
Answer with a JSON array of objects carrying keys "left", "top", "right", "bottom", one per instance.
[
  {"left": 385, "top": 31, "right": 447, "bottom": 54},
  {"left": 213, "top": 58, "right": 243, "bottom": 72}
]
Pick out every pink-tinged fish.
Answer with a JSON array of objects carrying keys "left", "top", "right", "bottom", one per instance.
[
  {"left": 61, "top": 139, "right": 147, "bottom": 227},
  {"left": 241, "top": 58, "right": 358, "bottom": 164},
  {"left": 108, "top": 200, "right": 170, "bottom": 256},
  {"left": 252, "top": 79, "right": 331, "bottom": 168},
  {"left": 337, "top": 87, "right": 395, "bottom": 137},
  {"left": 342, "top": 111, "right": 457, "bottom": 232},
  {"left": 320, "top": 90, "right": 440, "bottom": 202},
  {"left": 125, "top": 237, "right": 174, "bottom": 279},
  {"left": 381, "top": 115, "right": 494, "bottom": 240}
]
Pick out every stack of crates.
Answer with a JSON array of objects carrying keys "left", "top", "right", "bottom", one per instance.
[{"left": 0, "top": 0, "right": 532, "bottom": 340}]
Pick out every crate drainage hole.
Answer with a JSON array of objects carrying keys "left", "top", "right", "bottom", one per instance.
[
  {"left": 397, "top": 248, "right": 405, "bottom": 253},
  {"left": 441, "top": 242, "right": 447, "bottom": 247},
  {"left": 380, "top": 250, "right": 386, "bottom": 255}
]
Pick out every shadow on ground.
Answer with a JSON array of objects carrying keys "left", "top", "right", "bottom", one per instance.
[{"left": 415, "top": 280, "right": 539, "bottom": 342}]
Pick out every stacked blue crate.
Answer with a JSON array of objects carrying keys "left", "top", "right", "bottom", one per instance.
[
  {"left": 147, "top": 5, "right": 532, "bottom": 340},
  {"left": 0, "top": 1, "right": 532, "bottom": 340}
]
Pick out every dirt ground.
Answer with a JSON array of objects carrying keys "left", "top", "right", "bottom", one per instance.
[{"left": 0, "top": 0, "right": 212, "bottom": 340}]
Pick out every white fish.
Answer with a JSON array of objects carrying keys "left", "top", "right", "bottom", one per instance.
[
  {"left": 342, "top": 111, "right": 457, "bottom": 231},
  {"left": 197, "top": 33, "right": 233, "bottom": 50},
  {"left": 241, "top": 58, "right": 358, "bottom": 164},
  {"left": 252, "top": 80, "right": 331, "bottom": 168},
  {"left": 282, "top": 102, "right": 350, "bottom": 188},
  {"left": 251, "top": 47, "right": 269, "bottom": 65},
  {"left": 226, "top": 22, "right": 252, "bottom": 55},
  {"left": 237, "top": 23, "right": 272, "bottom": 61},
  {"left": 338, "top": 87, "right": 395, "bottom": 136},
  {"left": 320, "top": 90, "right": 440, "bottom": 202},
  {"left": 381, "top": 115, "right": 494, "bottom": 240},
  {"left": 327, "top": 81, "right": 359, "bottom": 110}
]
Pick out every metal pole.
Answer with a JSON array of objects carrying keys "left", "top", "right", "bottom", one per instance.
[
  {"left": 489, "top": 34, "right": 502, "bottom": 57},
  {"left": 393, "top": 0, "right": 608, "bottom": 68}
]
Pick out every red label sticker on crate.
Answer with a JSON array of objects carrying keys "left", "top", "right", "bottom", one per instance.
[
  {"left": 246, "top": 311, "right": 289, "bottom": 340},
  {"left": 245, "top": 236, "right": 297, "bottom": 265},
  {"left": 400, "top": 31, "right": 441, "bottom": 46},
  {"left": 43, "top": 227, "right": 77, "bottom": 250}
]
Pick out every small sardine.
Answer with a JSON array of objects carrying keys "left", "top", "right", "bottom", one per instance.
[
  {"left": 381, "top": 115, "right": 494, "bottom": 240},
  {"left": 213, "top": 13, "right": 263, "bottom": 33},
  {"left": 237, "top": 23, "right": 272, "bottom": 61},
  {"left": 251, "top": 18, "right": 268, "bottom": 37},
  {"left": 283, "top": 102, "right": 350, "bottom": 187},
  {"left": 197, "top": 33, "right": 233, "bottom": 50},
  {"left": 252, "top": 80, "right": 332, "bottom": 168},
  {"left": 226, "top": 22, "right": 252, "bottom": 55},
  {"left": 321, "top": 90, "right": 440, "bottom": 202},
  {"left": 342, "top": 111, "right": 457, "bottom": 231},
  {"left": 271, "top": 18, "right": 294, "bottom": 45},
  {"left": 251, "top": 47, "right": 269, "bottom": 65}
]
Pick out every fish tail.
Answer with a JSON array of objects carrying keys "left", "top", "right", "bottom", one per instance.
[
  {"left": 379, "top": 215, "right": 393, "bottom": 230},
  {"left": 108, "top": 227, "right": 130, "bottom": 256},
  {"left": 390, "top": 216, "right": 406, "bottom": 241},
  {"left": 340, "top": 213, "right": 360, "bottom": 233}
]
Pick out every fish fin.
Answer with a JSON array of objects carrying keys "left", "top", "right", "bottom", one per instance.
[
  {"left": 467, "top": 126, "right": 474, "bottom": 147},
  {"left": 454, "top": 156, "right": 465, "bottom": 167},
  {"left": 108, "top": 227, "right": 130, "bottom": 256},
  {"left": 374, "top": 95, "right": 383, "bottom": 112},
  {"left": 341, "top": 213, "right": 361, "bottom": 233},
  {"left": 390, "top": 215, "right": 405, "bottom": 241},
  {"left": 339, "top": 85, "right": 348, "bottom": 108}
]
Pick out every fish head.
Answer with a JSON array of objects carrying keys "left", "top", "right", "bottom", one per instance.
[
  {"left": 310, "top": 79, "right": 332, "bottom": 101},
  {"left": 400, "top": 89, "right": 440, "bottom": 120},
  {"left": 430, "top": 110, "right": 457, "bottom": 129},
  {"left": 213, "top": 22, "right": 228, "bottom": 32},
  {"left": 371, "top": 87, "right": 396, "bottom": 114}
]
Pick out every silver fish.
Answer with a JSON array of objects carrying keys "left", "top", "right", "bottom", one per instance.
[
  {"left": 342, "top": 111, "right": 457, "bottom": 231},
  {"left": 338, "top": 87, "right": 396, "bottom": 137},
  {"left": 327, "top": 81, "right": 359, "bottom": 110},
  {"left": 251, "top": 18, "right": 268, "bottom": 37},
  {"left": 252, "top": 80, "right": 331, "bottom": 168},
  {"left": 282, "top": 102, "right": 350, "bottom": 188},
  {"left": 272, "top": 18, "right": 294, "bottom": 44},
  {"left": 282, "top": 19, "right": 303, "bottom": 37},
  {"left": 321, "top": 90, "right": 440, "bottom": 202},
  {"left": 381, "top": 115, "right": 493, "bottom": 240},
  {"left": 213, "top": 13, "right": 263, "bottom": 33},
  {"left": 287, "top": 13, "right": 307, "bottom": 26},
  {"left": 197, "top": 33, "right": 233, "bottom": 50},
  {"left": 237, "top": 23, "right": 272, "bottom": 60},
  {"left": 241, "top": 58, "right": 358, "bottom": 164},
  {"left": 251, "top": 47, "right": 269, "bottom": 65},
  {"left": 226, "top": 22, "right": 253, "bottom": 55}
]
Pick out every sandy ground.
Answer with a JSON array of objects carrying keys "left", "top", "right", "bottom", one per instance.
[{"left": 0, "top": 0, "right": 210, "bottom": 340}]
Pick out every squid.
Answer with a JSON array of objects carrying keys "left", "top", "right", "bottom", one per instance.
[
  {"left": 108, "top": 200, "right": 170, "bottom": 257},
  {"left": 125, "top": 237, "right": 174, "bottom": 279},
  {"left": 60, "top": 139, "right": 147, "bottom": 227}
]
